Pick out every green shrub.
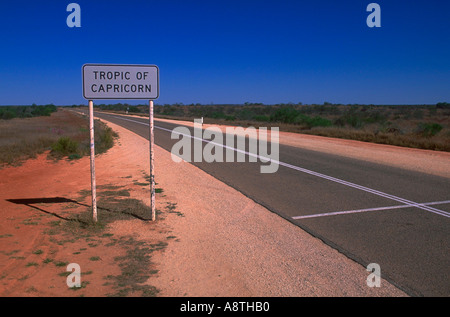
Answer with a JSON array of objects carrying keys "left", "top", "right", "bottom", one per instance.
[
  {"left": 270, "top": 107, "right": 299, "bottom": 123},
  {"left": 333, "top": 113, "right": 365, "bottom": 128},
  {"left": 417, "top": 123, "right": 443, "bottom": 137},
  {"left": 128, "top": 106, "right": 140, "bottom": 113},
  {"left": 345, "top": 115, "right": 364, "bottom": 128},
  {"left": 224, "top": 115, "right": 236, "bottom": 121},
  {"left": 236, "top": 108, "right": 255, "bottom": 120},
  {"left": 0, "top": 110, "right": 16, "bottom": 120},
  {"left": 436, "top": 102, "right": 450, "bottom": 109},
  {"left": 95, "top": 126, "right": 118, "bottom": 154},
  {"left": 51, "top": 137, "right": 79, "bottom": 156},
  {"left": 296, "top": 114, "right": 332, "bottom": 128},
  {"left": 308, "top": 116, "right": 333, "bottom": 128},
  {"left": 211, "top": 111, "right": 226, "bottom": 119},
  {"left": 68, "top": 153, "right": 82, "bottom": 160},
  {"left": 253, "top": 115, "right": 270, "bottom": 122}
]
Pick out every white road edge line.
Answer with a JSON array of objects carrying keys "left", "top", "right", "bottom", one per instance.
[
  {"left": 103, "top": 113, "right": 450, "bottom": 219},
  {"left": 292, "top": 200, "right": 450, "bottom": 220}
]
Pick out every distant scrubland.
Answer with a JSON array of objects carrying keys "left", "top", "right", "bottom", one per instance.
[
  {"left": 0, "top": 104, "right": 57, "bottom": 119},
  {"left": 84, "top": 102, "right": 450, "bottom": 152},
  {"left": 0, "top": 107, "right": 117, "bottom": 166}
]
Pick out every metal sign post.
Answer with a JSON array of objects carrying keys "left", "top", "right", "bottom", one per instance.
[
  {"left": 88, "top": 100, "right": 98, "bottom": 222},
  {"left": 149, "top": 100, "right": 155, "bottom": 221},
  {"left": 82, "top": 64, "right": 159, "bottom": 221}
]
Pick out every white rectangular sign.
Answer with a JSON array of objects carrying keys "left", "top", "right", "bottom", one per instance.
[{"left": 82, "top": 64, "right": 159, "bottom": 100}]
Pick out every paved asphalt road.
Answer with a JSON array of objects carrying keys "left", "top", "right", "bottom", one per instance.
[{"left": 82, "top": 110, "right": 449, "bottom": 296}]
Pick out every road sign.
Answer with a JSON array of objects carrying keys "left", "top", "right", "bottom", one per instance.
[
  {"left": 82, "top": 63, "right": 159, "bottom": 222},
  {"left": 82, "top": 64, "right": 159, "bottom": 100}
]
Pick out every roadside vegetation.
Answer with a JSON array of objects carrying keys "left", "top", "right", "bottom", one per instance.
[
  {"left": 83, "top": 102, "right": 450, "bottom": 152},
  {"left": 0, "top": 107, "right": 118, "bottom": 167}
]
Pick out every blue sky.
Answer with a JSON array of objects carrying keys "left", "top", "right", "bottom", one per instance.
[{"left": 1, "top": 0, "right": 449, "bottom": 105}]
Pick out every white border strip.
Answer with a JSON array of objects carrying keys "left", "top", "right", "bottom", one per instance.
[{"left": 292, "top": 200, "right": 450, "bottom": 220}]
